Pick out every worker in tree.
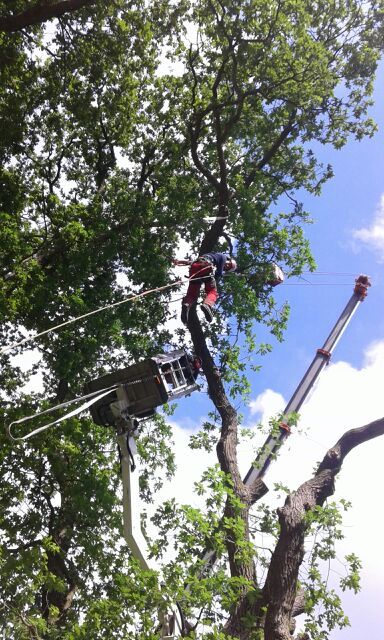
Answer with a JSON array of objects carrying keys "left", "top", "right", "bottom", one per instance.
[{"left": 173, "top": 253, "right": 237, "bottom": 324}]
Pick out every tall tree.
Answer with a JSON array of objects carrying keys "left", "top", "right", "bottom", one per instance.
[{"left": 0, "top": 0, "right": 383, "bottom": 638}]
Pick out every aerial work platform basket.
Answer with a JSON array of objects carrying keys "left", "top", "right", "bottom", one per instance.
[{"left": 83, "top": 349, "right": 199, "bottom": 426}]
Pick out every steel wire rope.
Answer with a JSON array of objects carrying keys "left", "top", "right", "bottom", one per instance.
[
  {"left": 281, "top": 282, "right": 353, "bottom": 286},
  {"left": 301, "top": 271, "right": 357, "bottom": 276}
]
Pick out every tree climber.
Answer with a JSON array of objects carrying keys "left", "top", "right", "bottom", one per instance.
[{"left": 173, "top": 253, "right": 237, "bottom": 324}]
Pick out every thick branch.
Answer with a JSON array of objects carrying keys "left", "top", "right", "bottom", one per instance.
[
  {"left": 0, "top": 0, "right": 101, "bottom": 33},
  {"left": 198, "top": 219, "right": 228, "bottom": 255},
  {"left": 187, "top": 43, "right": 235, "bottom": 254},
  {"left": 317, "top": 417, "right": 384, "bottom": 473},
  {"left": 291, "top": 588, "right": 307, "bottom": 618},
  {"left": 39, "top": 456, "right": 80, "bottom": 622},
  {"left": 187, "top": 310, "right": 268, "bottom": 603},
  {"left": 262, "top": 416, "right": 384, "bottom": 640},
  {"left": 188, "top": 309, "right": 241, "bottom": 483},
  {"left": 187, "top": 310, "right": 264, "bottom": 637},
  {"left": 188, "top": 119, "right": 221, "bottom": 192}
]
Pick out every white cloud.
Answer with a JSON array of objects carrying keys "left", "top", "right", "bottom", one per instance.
[
  {"left": 248, "top": 388, "right": 285, "bottom": 419},
  {"left": 362, "top": 338, "right": 384, "bottom": 368},
  {"left": 151, "top": 420, "right": 214, "bottom": 507},
  {"left": 352, "top": 194, "right": 384, "bottom": 261}
]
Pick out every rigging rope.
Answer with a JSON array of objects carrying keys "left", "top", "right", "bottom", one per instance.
[
  {"left": 1, "top": 266, "right": 358, "bottom": 356},
  {"left": 1, "top": 263, "right": 215, "bottom": 355},
  {"left": 7, "top": 385, "right": 119, "bottom": 442},
  {"left": 7, "top": 371, "right": 166, "bottom": 442},
  {"left": 1, "top": 279, "right": 184, "bottom": 355}
]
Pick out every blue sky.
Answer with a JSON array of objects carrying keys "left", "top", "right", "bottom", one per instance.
[
  {"left": 162, "top": 63, "right": 384, "bottom": 637},
  {"left": 262, "top": 61, "right": 384, "bottom": 390}
]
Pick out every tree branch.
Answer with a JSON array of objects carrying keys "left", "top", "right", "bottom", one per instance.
[
  {"left": 0, "top": 0, "right": 102, "bottom": 33},
  {"left": 244, "top": 112, "right": 297, "bottom": 188},
  {"left": 261, "top": 416, "right": 384, "bottom": 640},
  {"left": 187, "top": 307, "right": 268, "bottom": 640},
  {"left": 317, "top": 417, "right": 384, "bottom": 473}
]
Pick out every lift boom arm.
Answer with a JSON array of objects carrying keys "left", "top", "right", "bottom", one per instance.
[
  {"left": 199, "top": 274, "right": 370, "bottom": 575},
  {"left": 244, "top": 273, "right": 370, "bottom": 484}
]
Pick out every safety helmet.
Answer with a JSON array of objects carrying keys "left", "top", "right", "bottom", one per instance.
[{"left": 225, "top": 257, "right": 237, "bottom": 272}]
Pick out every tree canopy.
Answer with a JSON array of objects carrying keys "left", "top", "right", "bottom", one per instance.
[{"left": 1, "top": 1, "right": 384, "bottom": 638}]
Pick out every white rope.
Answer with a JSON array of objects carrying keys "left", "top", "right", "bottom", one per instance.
[
  {"left": 1, "top": 264, "right": 216, "bottom": 355},
  {"left": 7, "top": 385, "right": 118, "bottom": 442},
  {"left": 1, "top": 279, "right": 184, "bottom": 355}
]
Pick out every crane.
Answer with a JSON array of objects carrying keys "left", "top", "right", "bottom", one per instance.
[
  {"left": 198, "top": 274, "right": 371, "bottom": 577},
  {"left": 84, "top": 349, "right": 200, "bottom": 638}
]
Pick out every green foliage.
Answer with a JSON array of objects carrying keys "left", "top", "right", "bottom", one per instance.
[
  {"left": 189, "top": 419, "right": 220, "bottom": 453},
  {"left": 298, "top": 499, "right": 362, "bottom": 637},
  {"left": 0, "top": 0, "right": 382, "bottom": 637},
  {"left": 340, "top": 553, "right": 362, "bottom": 594},
  {"left": 136, "top": 413, "right": 176, "bottom": 501},
  {"left": 303, "top": 575, "right": 351, "bottom": 639}
]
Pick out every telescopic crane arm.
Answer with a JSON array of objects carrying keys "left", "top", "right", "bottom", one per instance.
[
  {"left": 199, "top": 274, "right": 371, "bottom": 575},
  {"left": 244, "top": 273, "right": 370, "bottom": 484},
  {"left": 113, "top": 406, "right": 181, "bottom": 639}
]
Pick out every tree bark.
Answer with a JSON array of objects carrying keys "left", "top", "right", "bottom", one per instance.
[
  {"left": 0, "top": 0, "right": 101, "bottom": 33},
  {"left": 187, "top": 308, "right": 267, "bottom": 638},
  {"left": 262, "top": 417, "right": 384, "bottom": 640}
]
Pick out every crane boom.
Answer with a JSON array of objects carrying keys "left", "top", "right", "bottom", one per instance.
[
  {"left": 244, "top": 273, "right": 370, "bottom": 483},
  {"left": 199, "top": 274, "right": 370, "bottom": 574}
]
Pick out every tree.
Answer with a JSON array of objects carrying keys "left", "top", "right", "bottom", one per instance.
[{"left": 0, "top": 0, "right": 383, "bottom": 638}]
